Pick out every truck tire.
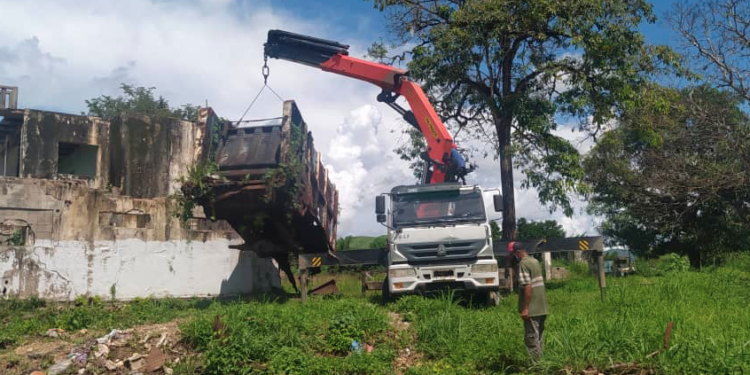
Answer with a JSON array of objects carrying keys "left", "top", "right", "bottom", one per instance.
[
  {"left": 381, "top": 277, "right": 391, "bottom": 303},
  {"left": 486, "top": 290, "right": 501, "bottom": 306}
]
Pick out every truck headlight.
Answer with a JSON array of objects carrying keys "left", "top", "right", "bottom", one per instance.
[
  {"left": 389, "top": 268, "right": 416, "bottom": 278},
  {"left": 471, "top": 263, "right": 498, "bottom": 273}
]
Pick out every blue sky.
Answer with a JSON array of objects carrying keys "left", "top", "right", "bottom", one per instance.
[
  {"left": 262, "top": 0, "right": 682, "bottom": 52},
  {"left": 0, "top": 0, "right": 691, "bottom": 237}
]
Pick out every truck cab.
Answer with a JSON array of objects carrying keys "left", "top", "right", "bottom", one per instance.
[{"left": 376, "top": 183, "right": 503, "bottom": 304}]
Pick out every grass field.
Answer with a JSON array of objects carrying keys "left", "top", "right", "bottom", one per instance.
[{"left": 1, "top": 257, "right": 749, "bottom": 374}]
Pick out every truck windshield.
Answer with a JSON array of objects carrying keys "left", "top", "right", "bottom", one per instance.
[{"left": 392, "top": 189, "right": 486, "bottom": 228}]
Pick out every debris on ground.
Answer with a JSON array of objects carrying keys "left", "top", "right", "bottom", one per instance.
[
  {"left": 0, "top": 320, "right": 190, "bottom": 375},
  {"left": 388, "top": 311, "right": 423, "bottom": 375},
  {"left": 45, "top": 329, "right": 64, "bottom": 339}
]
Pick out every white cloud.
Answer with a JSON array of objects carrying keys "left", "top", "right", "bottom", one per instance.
[
  {"left": 325, "top": 105, "right": 413, "bottom": 236},
  {"left": 0, "top": 0, "right": 602, "bottom": 238}
]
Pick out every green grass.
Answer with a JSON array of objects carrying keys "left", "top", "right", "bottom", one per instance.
[
  {"left": 394, "top": 267, "right": 750, "bottom": 375},
  {"left": 180, "top": 298, "right": 397, "bottom": 375},
  {"left": 2, "top": 258, "right": 749, "bottom": 375},
  {"left": 0, "top": 296, "right": 214, "bottom": 349},
  {"left": 338, "top": 235, "right": 387, "bottom": 250}
]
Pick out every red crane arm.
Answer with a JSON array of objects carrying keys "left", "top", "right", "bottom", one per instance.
[
  {"left": 319, "top": 54, "right": 453, "bottom": 183},
  {"left": 265, "top": 29, "right": 468, "bottom": 184}
]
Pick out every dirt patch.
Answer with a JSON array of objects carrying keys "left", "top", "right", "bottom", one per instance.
[
  {"left": 388, "top": 311, "right": 411, "bottom": 332},
  {"left": 387, "top": 311, "right": 424, "bottom": 375}
]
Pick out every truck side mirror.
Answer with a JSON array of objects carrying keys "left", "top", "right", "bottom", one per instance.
[
  {"left": 493, "top": 194, "right": 503, "bottom": 212},
  {"left": 375, "top": 196, "right": 385, "bottom": 215},
  {"left": 376, "top": 214, "right": 386, "bottom": 223}
]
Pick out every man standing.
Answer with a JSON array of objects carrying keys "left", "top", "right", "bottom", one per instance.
[{"left": 515, "top": 247, "right": 549, "bottom": 361}]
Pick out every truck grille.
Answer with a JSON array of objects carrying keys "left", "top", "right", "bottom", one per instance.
[{"left": 397, "top": 240, "right": 485, "bottom": 263}]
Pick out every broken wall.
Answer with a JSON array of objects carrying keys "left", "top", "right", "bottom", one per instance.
[
  {"left": 19, "top": 110, "right": 110, "bottom": 188},
  {"left": 0, "top": 109, "right": 281, "bottom": 300},
  {"left": 109, "top": 115, "right": 199, "bottom": 198},
  {"left": 0, "top": 178, "right": 279, "bottom": 300}
]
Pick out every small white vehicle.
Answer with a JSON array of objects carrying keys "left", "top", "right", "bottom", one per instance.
[{"left": 375, "top": 182, "right": 503, "bottom": 305}]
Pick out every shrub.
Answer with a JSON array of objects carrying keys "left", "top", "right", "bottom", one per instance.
[
  {"left": 634, "top": 258, "right": 658, "bottom": 277},
  {"left": 568, "top": 260, "right": 589, "bottom": 276},
  {"left": 722, "top": 252, "right": 750, "bottom": 271},
  {"left": 655, "top": 253, "right": 690, "bottom": 274}
]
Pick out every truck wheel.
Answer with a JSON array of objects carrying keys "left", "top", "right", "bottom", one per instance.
[
  {"left": 486, "top": 290, "right": 501, "bottom": 306},
  {"left": 381, "top": 277, "right": 391, "bottom": 303}
]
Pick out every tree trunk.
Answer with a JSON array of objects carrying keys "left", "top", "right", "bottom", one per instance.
[{"left": 497, "top": 116, "right": 516, "bottom": 240}]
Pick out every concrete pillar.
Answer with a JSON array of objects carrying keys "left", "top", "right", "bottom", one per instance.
[{"left": 542, "top": 252, "right": 552, "bottom": 281}]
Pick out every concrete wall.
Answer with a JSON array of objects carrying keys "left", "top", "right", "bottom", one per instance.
[
  {"left": 110, "top": 115, "right": 199, "bottom": 198},
  {"left": 0, "top": 177, "right": 280, "bottom": 300},
  {"left": 0, "top": 136, "right": 20, "bottom": 177},
  {"left": 19, "top": 110, "right": 110, "bottom": 188}
]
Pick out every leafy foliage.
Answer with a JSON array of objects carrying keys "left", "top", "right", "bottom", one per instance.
[
  {"left": 655, "top": 253, "right": 690, "bottom": 274},
  {"left": 489, "top": 220, "right": 501, "bottom": 242},
  {"left": 85, "top": 83, "right": 199, "bottom": 121},
  {"left": 371, "top": 0, "right": 678, "bottom": 239},
  {"left": 336, "top": 235, "right": 388, "bottom": 251},
  {"left": 584, "top": 85, "right": 750, "bottom": 263},
  {"left": 7, "top": 228, "right": 25, "bottom": 246},
  {"left": 170, "top": 161, "right": 220, "bottom": 224},
  {"left": 516, "top": 218, "right": 566, "bottom": 241}
]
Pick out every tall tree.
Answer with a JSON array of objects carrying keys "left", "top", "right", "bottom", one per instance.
[
  {"left": 85, "top": 83, "right": 199, "bottom": 121},
  {"left": 584, "top": 84, "right": 750, "bottom": 263},
  {"left": 371, "top": 0, "right": 676, "bottom": 240},
  {"left": 670, "top": 0, "right": 750, "bottom": 174},
  {"left": 671, "top": 0, "right": 750, "bottom": 105}
]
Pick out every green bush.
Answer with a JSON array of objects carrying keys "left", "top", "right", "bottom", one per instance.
[
  {"left": 634, "top": 258, "right": 659, "bottom": 277},
  {"left": 568, "top": 260, "right": 590, "bottom": 276},
  {"left": 722, "top": 252, "right": 750, "bottom": 271},
  {"left": 655, "top": 253, "right": 690, "bottom": 274}
]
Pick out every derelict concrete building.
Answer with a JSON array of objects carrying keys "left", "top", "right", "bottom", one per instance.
[{"left": 0, "top": 87, "right": 283, "bottom": 300}]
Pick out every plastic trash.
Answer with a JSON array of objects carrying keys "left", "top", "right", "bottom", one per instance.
[
  {"left": 96, "top": 329, "right": 120, "bottom": 344},
  {"left": 350, "top": 340, "right": 362, "bottom": 353}
]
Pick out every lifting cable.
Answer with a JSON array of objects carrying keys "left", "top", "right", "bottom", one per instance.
[{"left": 235, "top": 55, "right": 285, "bottom": 125}]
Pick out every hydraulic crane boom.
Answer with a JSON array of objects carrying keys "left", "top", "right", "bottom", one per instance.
[{"left": 264, "top": 29, "right": 470, "bottom": 184}]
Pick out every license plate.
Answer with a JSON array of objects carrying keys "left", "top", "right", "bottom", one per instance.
[{"left": 433, "top": 270, "right": 454, "bottom": 278}]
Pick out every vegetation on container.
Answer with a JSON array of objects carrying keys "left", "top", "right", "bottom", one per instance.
[{"left": 169, "top": 160, "right": 221, "bottom": 225}]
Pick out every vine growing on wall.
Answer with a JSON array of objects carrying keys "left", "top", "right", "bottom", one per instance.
[{"left": 169, "top": 160, "right": 220, "bottom": 225}]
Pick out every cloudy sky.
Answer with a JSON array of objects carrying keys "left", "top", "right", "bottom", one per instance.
[{"left": 0, "top": 0, "right": 677, "bottom": 237}]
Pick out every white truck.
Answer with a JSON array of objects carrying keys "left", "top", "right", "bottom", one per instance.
[{"left": 375, "top": 182, "right": 503, "bottom": 305}]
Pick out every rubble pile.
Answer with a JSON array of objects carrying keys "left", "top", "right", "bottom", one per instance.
[{"left": 5, "top": 321, "right": 194, "bottom": 375}]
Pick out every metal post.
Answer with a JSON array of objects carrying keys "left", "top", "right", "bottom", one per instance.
[
  {"left": 299, "top": 268, "right": 308, "bottom": 303},
  {"left": 360, "top": 271, "right": 367, "bottom": 297},
  {"left": 505, "top": 255, "right": 514, "bottom": 292},
  {"left": 2, "top": 135, "right": 7, "bottom": 176},
  {"left": 597, "top": 251, "right": 606, "bottom": 302}
]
